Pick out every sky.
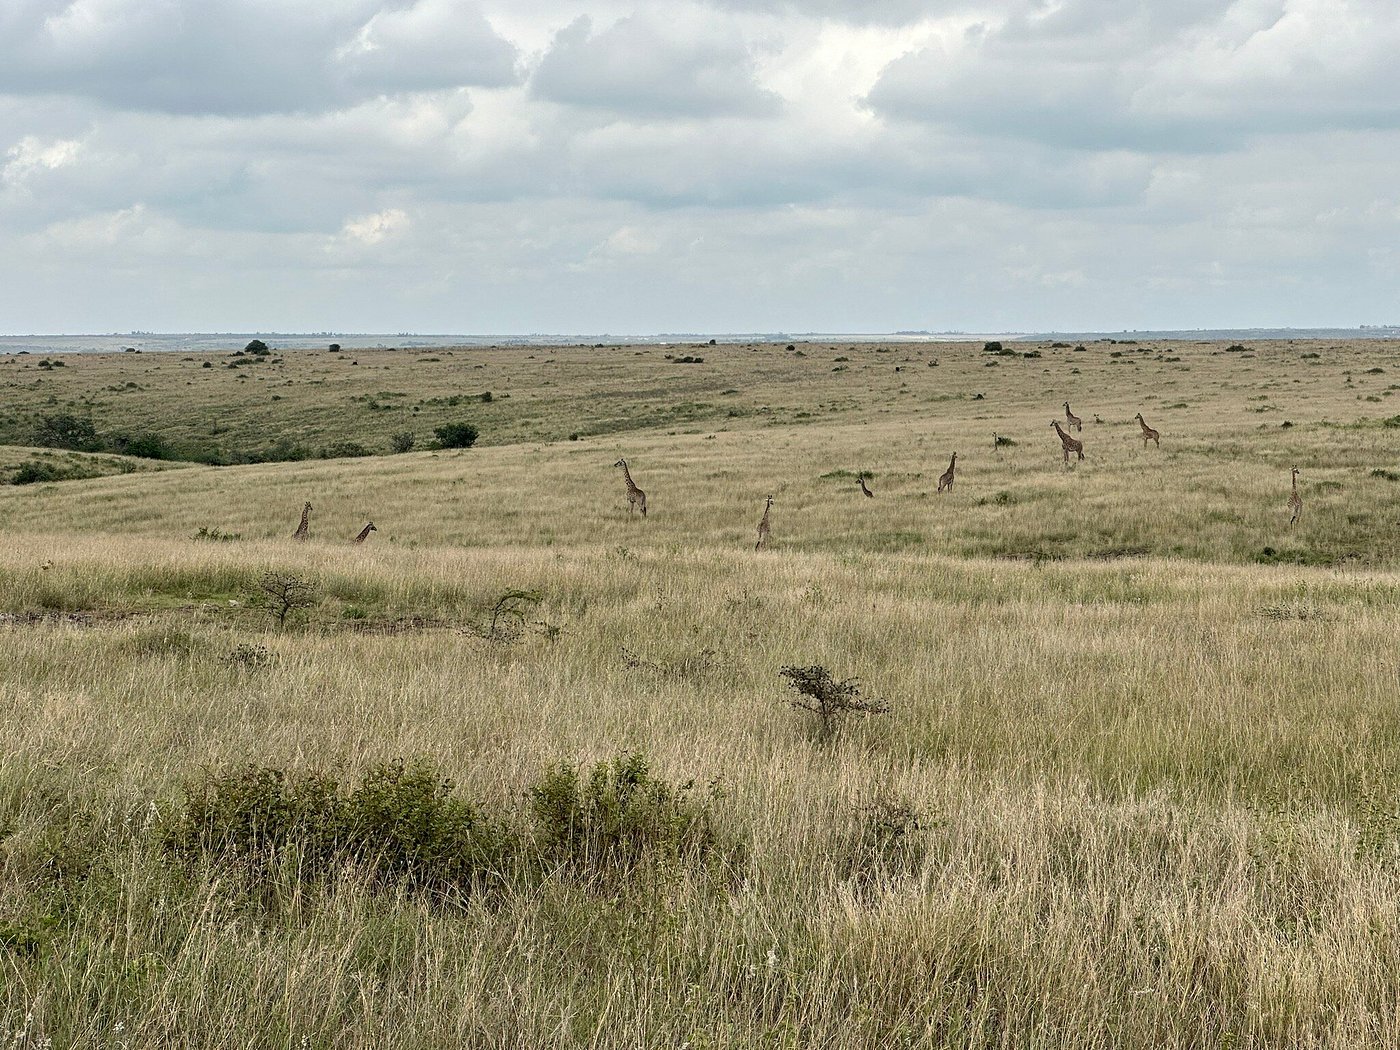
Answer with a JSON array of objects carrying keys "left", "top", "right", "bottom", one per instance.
[{"left": 2, "top": 0, "right": 1399, "bottom": 334}]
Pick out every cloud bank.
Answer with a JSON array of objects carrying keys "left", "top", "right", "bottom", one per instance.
[{"left": 2, "top": 0, "right": 1398, "bottom": 332}]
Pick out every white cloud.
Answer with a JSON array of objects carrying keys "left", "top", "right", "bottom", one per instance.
[{"left": 339, "top": 208, "right": 410, "bottom": 245}]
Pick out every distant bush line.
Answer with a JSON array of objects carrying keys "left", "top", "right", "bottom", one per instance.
[{"left": 20, "top": 412, "right": 482, "bottom": 472}]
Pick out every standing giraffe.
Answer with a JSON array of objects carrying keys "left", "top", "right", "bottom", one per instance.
[
  {"left": 858, "top": 474, "right": 874, "bottom": 498},
  {"left": 1051, "top": 421, "right": 1084, "bottom": 464},
  {"left": 754, "top": 495, "right": 774, "bottom": 551},
  {"left": 613, "top": 459, "right": 647, "bottom": 517},
  {"left": 1134, "top": 413, "right": 1160, "bottom": 448},
  {"left": 937, "top": 452, "right": 957, "bottom": 493},
  {"left": 353, "top": 522, "right": 376, "bottom": 544},
  {"left": 1063, "top": 402, "right": 1083, "bottom": 433},
  {"left": 1287, "top": 468, "right": 1302, "bottom": 525},
  {"left": 293, "top": 501, "right": 312, "bottom": 541}
]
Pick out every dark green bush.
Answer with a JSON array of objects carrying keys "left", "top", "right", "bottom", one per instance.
[
  {"left": 111, "top": 431, "right": 169, "bottom": 459},
  {"left": 319, "top": 441, "right": 373, "bottom": 459},
  {"left": 390, "top": 431, "right": 416, "bottom": 454},
  {"left": 11, "top": 461, "right": 63, "bottom": 485},
  {"left": 32, "top": 413, "right": 100, "bottom": 451},
  {"left": 245, "top": 339, "right": 270, "bottom": 355},
  {"left": 162, "top": 761, "right": 515, "bottom": 897},
  {"left": 528, "top": 753, "right": 742, "bottom": 879},
  {"left": 434, "top": 422, "right": 479, "bottom": 449}
]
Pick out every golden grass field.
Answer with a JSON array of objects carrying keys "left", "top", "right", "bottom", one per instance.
[{"left": 4, "top": 337, "right": 1400, "bottom": 1048}]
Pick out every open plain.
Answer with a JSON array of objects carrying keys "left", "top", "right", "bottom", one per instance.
[{"left": 4, "top": 337, "right": 1400, "bottom": 1047}]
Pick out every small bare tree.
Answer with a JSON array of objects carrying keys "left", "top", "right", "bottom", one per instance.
[
  {"left": 780, "top": 664, "right": 889, "bottom": 742},
  {"left": 256, "top": 572, "right": 316, "bottom": 629}
]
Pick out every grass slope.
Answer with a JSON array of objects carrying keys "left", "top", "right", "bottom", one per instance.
[{"left": 2, "top": 339, "right": 1400, "bottom": 1047}]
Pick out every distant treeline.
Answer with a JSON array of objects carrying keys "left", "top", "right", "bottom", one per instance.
[{"left": 24, "top": 413, "right": 478, "bottom": 467}]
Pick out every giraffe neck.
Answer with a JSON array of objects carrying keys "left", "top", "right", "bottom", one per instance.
[
  {"left": 621, "top": 464, "right": 637, "bottom": 489},
  {"left": 759, "top": 502, "right": 772, "bottom": 527},
  {"left": 355, "top": 524, "right": 373, "bottom": 542}
]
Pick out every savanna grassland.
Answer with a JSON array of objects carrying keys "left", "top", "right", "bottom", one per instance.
[{"left": 4, "top": 337, "right": 1400, "bottom": 1048}]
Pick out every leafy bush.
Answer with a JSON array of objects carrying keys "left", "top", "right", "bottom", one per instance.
[
  {"left": 390, "top": 431, "right": 416, "bottom": 454},
  {"left": 528, "top": 753, "right": 742, "bottom": 879},
  {"left": 11, "top": 461, "right": 63, "bottom": 485},
  {"left": 111, "top": 431, "right": 169, "bottom": 459},
  {"left": 982, "top": 341, "right": 1003, "bottom": 353},
  {"left": 780, "top": 664, "right": 890, "bottom": 742},
  {"left": 32, "top": 413, "right": 100, "bottom": 451},
  {"left": 319, "top": 441, "right": 373, "bottom": 459},
  {"left": 161, "top": 761, "right": 516, "bottom": 898},
  {"left": 245, "top": 339, "right": 270, "bottom": 355},
  {"left": 328, "top": 343, "right": 341, "bottom": 352},
  {"left": 434, "top": 422, "right": 479, "bottom": 449}
]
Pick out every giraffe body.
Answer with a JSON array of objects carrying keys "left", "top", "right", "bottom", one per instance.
[
  {"left": 937, "top": 452, "right": 957, "bottom": 493},
  {"left": 293, "top": 501, "right": 312, "bottom": 541},
  {"left": 354, "top": 522, "right": 376, "bottom": 544},
  {"left": 1134, "top": 413, "right": 1160, "bottom": 448},
  {"left": 1064, "top": 402, "right": 1083, "bottom": 433},
  {"left": 1051, "top": 421, "right": 1084, "bottom": 464},
  {"left": 1288, "top": 468, "right": 1302, "bottom": 525},
  {"left": 755, "top": 495, "right": 773, "bottom": 551},
  {"left": 614, "top": 459, "right": 647, "bottom": 517}
]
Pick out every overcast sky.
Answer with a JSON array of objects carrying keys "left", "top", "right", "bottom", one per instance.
[{"left": 2, "top": 0, "right": 1398, "bottom": 334}]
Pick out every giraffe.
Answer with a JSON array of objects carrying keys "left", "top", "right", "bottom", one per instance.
[
  {"left": 1063, "top": 402, "right": 1083, "bottom": 433},
  {"left": 754, "top": 495, "right": 773, "bottom": 551},
  {"left": 858, "top": 474, "right": 874, "bottom": 498},
  {"left": 1134, "top": 413, "right": 1160, "bottom": 448},
  {"left": 1051, "top": 420, "right": 1084, "bottom": 464},
  {"left": 613, "top": 459, "right": 647, "bottom": 517},
  {"left": 937, "top": 452, "right": 957, "bottom": 493},
  {"left": 1288, "top": 468, "right": 1302, "bottom": 525},
  {"left": 293, "top": 501, "right": 312, "bottom": 541},
  {"left": 353, "top": 522, "right": 376, "bottom": 544}
]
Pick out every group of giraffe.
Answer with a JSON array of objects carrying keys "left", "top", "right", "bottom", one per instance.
[
  {"left": 1050, "top": 402, "right": 1302, "bottom": 523},
  {"left": 608, "top": 399, "right": 1304, "bottom": 551},
  {"left": 290, "top": 500, "right": 376, "bottom": 544},
  {"left": 286, "top": 404, "right": 1302, "bottom": 545}
]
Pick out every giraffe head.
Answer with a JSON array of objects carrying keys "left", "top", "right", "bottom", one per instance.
[
  {"left": 613, "top": 458, "right": 627, "bottom": 469},
  {"left": 1064, "top": 402, "right": 1071, "bottom": 410},
  {"left": 1134, "top": 413, "right": 1143, "bottom": 422},
  {"left": 765, "top": 494, "right": 774, "bottom": 507},
  {"left": 365, "top": 522, "right": 376, "bottom": 533},
  {"left": 303, "top": 501, "right": 313, "bottom": 512}
]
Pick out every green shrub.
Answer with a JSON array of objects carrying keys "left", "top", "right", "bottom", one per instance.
[
  {"left": 32, "top": 413, "right": 100, "bottom": 451},
  {"left": 11, "top": 461, "right": 63, "bottom": 485},
  {"left": 390, "top": 431, "right": 416, "bottom": 454},
  {"left": 162, "top": 761, "right": 516, "bottom": 897},
  {"left": 319, "top": 441, "right": 373, "bottom": 459},
  {"left": 528, "top": 753, "right": 742, "bottom": 879},
  {"left": 780, "top": 664, "right": 890, "bottom": 742},
  {"left": 245, "top": 339, "right": 270, "bottom": 355},
  {"left": 112, "top": 431, "right": 169, "bottom": 459},
  {"left": 434, "top": 422, "right": 479, "bottom": 449}
]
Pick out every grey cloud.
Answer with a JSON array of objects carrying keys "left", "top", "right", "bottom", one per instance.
[
  {"left": 865, "top": 0, "right": 1400, "bottom": 152},
  {"left": 0, "top": 0, "right": 519, "bottom": 116},
  {"left": 531, "top": 14, "right": 781, "bottom": 118}
]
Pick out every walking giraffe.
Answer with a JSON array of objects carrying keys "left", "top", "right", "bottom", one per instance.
[
  {"left": 293, "top": 501, "right": 312, "bottom": 541},
  {"left": 937, "top": 452, "right": 957, "bottom": 493},
  {"left": 353, "top": 522, "right": 376, "bottom": 544},
  {"left": 1051, "top": 420, "right": 1084, "bottom": 464},
  {"left": 1134, "top": 413, "right": 1160, "bottom": 448},
  {"left": 613, "top": 459, "right": 647, "bottom": 517},
  {"left": 1288, "top": 468, "right": 1302, "bottom": 525},
  {"left": 754, "top": 495, "right": 774, "bottom": 551},
  {"left": 1063, "top": 402, "right": 1083, "bottom": 433},
  {"left": 858, "top": 474, "right": 874, "bottom": 498}
]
